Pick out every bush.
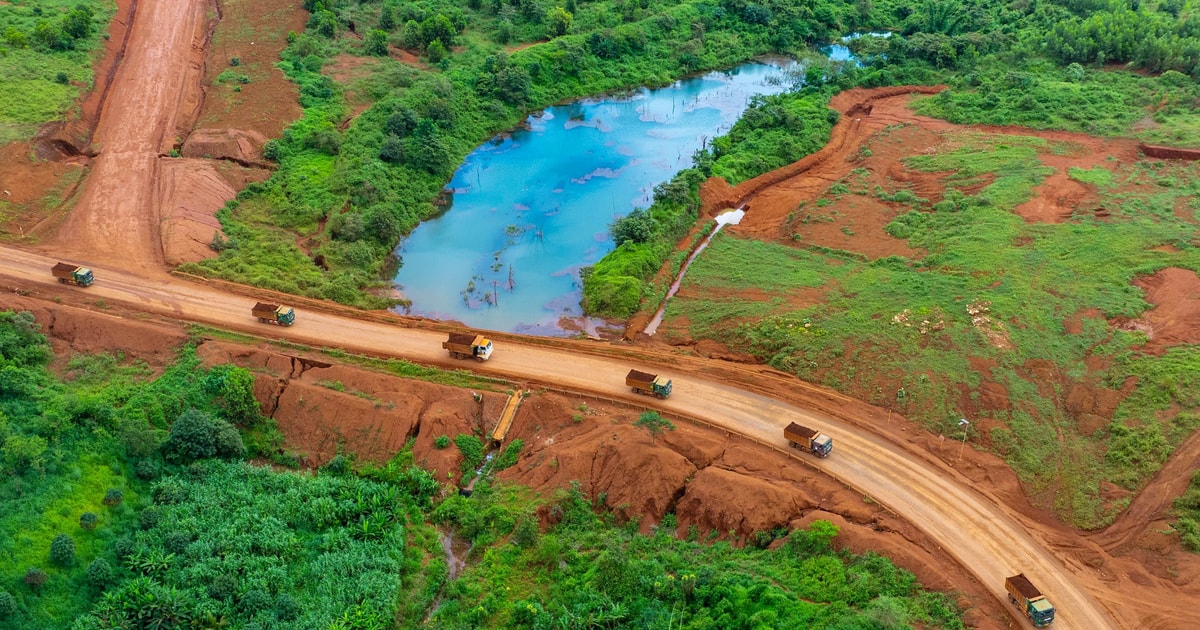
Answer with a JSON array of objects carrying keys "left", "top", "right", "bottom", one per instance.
[
  {"left": 165, "top": 408, "right": 245, "bottom": 462},
  {"left": 85, "top": 558, "right": 114, "bottom": 590},
  {"left": 103, "top": 488, "right": 124, "bottom": 506},
  {"left": 434, "top": 435, "right": 451, "bottom": 449},
  {"left": 50, "top": 534, "right": 76, "bottom": 567},
  {"left": 80, "top": 512, "right": 98, "bottom": 530},
  {"left": 0, "top": 589, "right": 15, "bottom": 619},
  {"left": 274, "top": 593, "right": 301, "bottom": 621},
  {"left": 454, "top": 434, "right": 484, "bottom": 468},
  {"left": 135, "top": 458, "right": 160, "bottom": 480},
  {"left": 23, "top": 568, "right": 47, "bottom": 592},
  {"left": 55, "top": 72, "right": 69, "bottom": 84}
]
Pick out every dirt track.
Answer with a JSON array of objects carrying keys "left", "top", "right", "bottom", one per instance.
[{"left": 46, "top": 0, "right": 211, "bottom": 271}]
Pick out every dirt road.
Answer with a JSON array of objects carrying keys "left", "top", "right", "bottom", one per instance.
[
  {"left": 47, "top": 0, "right": 210, "bottom": 270},
  {"left": 0, "top": 247, "right": 1118, "bottom": 630}
]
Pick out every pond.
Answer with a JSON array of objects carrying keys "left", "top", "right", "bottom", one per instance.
[{"left": 392, "top": 59, "right": 800, "bottom": 336}]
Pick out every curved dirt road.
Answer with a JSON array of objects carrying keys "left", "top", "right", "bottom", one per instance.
[{"left": 0, "top": 248, "right": 1117, "bottom": 630}]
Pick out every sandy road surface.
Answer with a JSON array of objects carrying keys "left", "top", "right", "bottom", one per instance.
[
  {"left": 48, "top": 0, "right": 208, "bottom": 269},
  {"left": 0, "top": 248, "right": 1118, "bottom": 630}
]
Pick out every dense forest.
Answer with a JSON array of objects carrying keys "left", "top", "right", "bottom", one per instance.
[{"left": 0, "top": 311, "right": 964, "bottom": 628}]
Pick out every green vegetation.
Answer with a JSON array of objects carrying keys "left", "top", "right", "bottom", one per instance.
[
  {"left": 664, "top": 133, "right": 1200, "bottom": 528},
  {"left": 186, "top": 0, "right": 924, "bottom": 308},
  {"left": 429, "top": 481, "right": 964, "bottom": 629},
  {"left": 1, "top": 310, "right": 965, "bottom": 626},
  {"left": 914, "top": 61, "right": 1200, "bottom": 143},
  {"left": 0, "top": 0, "right": 113, "bottom": 142},
  {"left": 1174, "top": 470, "right": 1200, "bottom": 553}
]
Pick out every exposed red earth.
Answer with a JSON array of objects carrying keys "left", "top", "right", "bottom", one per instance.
[{"left": 0, "top": 2, "right": 1198, "bottom": 628}]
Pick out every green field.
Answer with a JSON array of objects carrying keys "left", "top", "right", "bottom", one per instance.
[
  {"left": 0, "top": 0, "right": 113, "bottom": 143},
  {"left": 663, "top": 128, "right": 1200, "bottom": 528}
]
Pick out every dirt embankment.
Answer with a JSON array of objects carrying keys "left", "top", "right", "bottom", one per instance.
[{"left": 7, "top": 295, "right": 1006, "bottom": 628}]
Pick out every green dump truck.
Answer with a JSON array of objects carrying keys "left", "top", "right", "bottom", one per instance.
[
  {"left": 252, "top": 302, "right": 295, "bottom": 326},
  {"left": 1005, "top": 573, "right": 1055, "bottom": 627},
  {"left": 626, "top": 369, "right": 672, "bottom": 399},
  {"left": 51, "top": 262, "right": 94, "bottom": 287}
]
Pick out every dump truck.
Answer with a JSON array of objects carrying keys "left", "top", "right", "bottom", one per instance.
[
  {"left": 784, "top": 422, "right": 833, "bottom": 458},
  {"left": 1005, "top": 573, "right": 1055, "bottom": 627},
  {"left": 443, "top": 332, "right": 493, "bottom": 361},
  {"left": 252, "top": 302, "right": 295, "bottom": 326},
  {"left": 51, "top": 262, "right": 94, "bottom": 287},
  {"left": 626, "top": 369, "right": 672, "bottom": 399}
]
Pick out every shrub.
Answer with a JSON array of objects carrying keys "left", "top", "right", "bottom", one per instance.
[
  {"left": 85, "top": 558, "right": 114, "bottom": 590},
  {"left": 165, "top": 408, "right": 245, "bottom": 462},
  {"left": 321, "top": 453, "right": 351, "bottom": 475},
  {"left": 55, "top": 72, "right": 69, "bottom": 84},
  {"left": 80, "top": 512, "right": 98, "bottom": 530},
  {"left": 0, "top": 589, "right": 15, "bottom": 619},
  {"left": 434, "top": 435, "right": 451, "bottom": 449},
  {"left": 230, "top": 56, "right": 241, "bottom": 66},
  {"left": 135, "top": 458, "right": 160, "bottom": 480},
  {"left": 103, "top": 488, "right": 124, "bottom": 506},
  {"left": 365, "top": 29, "right": 390, "bottom": 56},
  {"left": 274, "top": 593, "right": 301, "bottom": 621},
  {"left": 239, "top": 588, "right": 272, "bottom": 616},
  {"left": 50, "top": 534, "right": 76, "bottom": 567},
  {"left": 23, "top": 568, "right": 47, "bottom": 592},
  {"left": 454, "top": 434, "right": 484, "bottom": 468}
]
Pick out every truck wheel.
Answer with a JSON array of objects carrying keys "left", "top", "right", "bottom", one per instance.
[{"left": 58, "top": 278, "right": 66, "bottom": 284}]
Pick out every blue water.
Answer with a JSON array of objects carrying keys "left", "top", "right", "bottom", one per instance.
[{"left": 393, "top": 60, "right": 797, "bottom": 335}]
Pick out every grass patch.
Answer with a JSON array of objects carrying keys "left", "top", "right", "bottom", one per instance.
[{"left": 663, "top": 137, "right": 1200, "bottom": 528}]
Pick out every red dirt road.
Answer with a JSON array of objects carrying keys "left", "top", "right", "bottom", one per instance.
[{"left": 47, "top": 0, "right": 211, "bottom": 271}]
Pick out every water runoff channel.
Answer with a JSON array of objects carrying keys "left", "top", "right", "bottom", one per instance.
[{"left": 393, "top": 48, "right": 853, "bottom": 337}]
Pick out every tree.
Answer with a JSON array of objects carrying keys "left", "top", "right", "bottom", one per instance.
[
  {"left": 310, "top": 10, "right": 339, "bottom": 38},
  {"left": 365, "top": 29, "right": 390, "bottom": 56},
  {"left": 85, "top": 558, "right": 114, "bottom": 590},
  {"left": 24, "top": 568, "right": 47, "bottom": 593},
  {"left": 0, "top": 588, "right": 15, "bottom": 620},
  {"left": 63, "top": 6, "right": 94, "bottom": 40},
  {"left": 379, "top": 4, "right": 396, "bottom": 31},
  {"left": 547, "top": 7, "right": 573, "bottom": 37},
  {"left": 164, "top": 408, "right": 244, "bottom": 462},
  {"left": 379, "top": 135, "right": 406, "bottom": 163},
  {"left": 50, "top": 534, "right": 76, "bottom": 567},
  {"left": 420, "top": 14, "right": 456, "bottom": 49},
  {"left": 103, "top": 488, "right": 124, "bottom": 506},
  {"left": 203, "top": 365, "right": 260, "bottom": 424},
  {"left": 385, "top": 106, "right": 418, "bottom": 136},
  {"left": 3, "top": 433, "right": 48, "bottom": 473},
  {"left": 3, "top": 26, "right": 28, "bottom": 49},
  {"left": 80, "top": 512, "right": 98, "bottom": 530},
  {"left": 633, "top": 411, "right": 674, "bottom": 443},
  {"left": 425, "top": 38, "right": 447, "bottom": 63},
  {"left": 31, "top": 20, "right": 67, "bottom": 51},
  {"left": 610, "top": 208, "right": 653, "bottom": 245}
]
